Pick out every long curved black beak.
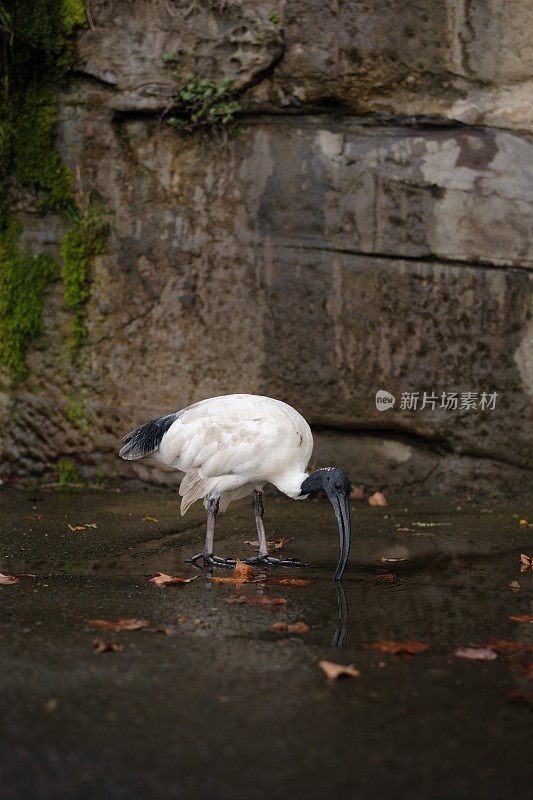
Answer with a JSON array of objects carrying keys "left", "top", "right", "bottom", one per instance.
[{"left": 331, "top": 492, "right": 351, "bottom": 580}]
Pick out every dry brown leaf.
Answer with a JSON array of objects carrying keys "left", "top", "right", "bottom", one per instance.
[
  {"left": 266, "top": 577, "right": 311, "bottom": 587},
  {"left": 244, "top": 538, "right": 290, "bottom": 551},
  {"left": 380, "top": 557, "right": 407, "bottom": 562},
  {"left": 509, "top": 614, "right": 533, "bottom": 622},
  {"left": 149, "top": 572, "right": 198, "bottom": 586},
  {"left": 454, "top": 647, "right": 498, "bottom": 661},
  {"left": 24, "top": 514, "right": 42, "bottom": 520},
  {"left": 480, "top": 639, "right": 533, "bottom": 654},
  {"left": 369, "top": 491, "right": 387, "bottom": 507},
  {"left": 92, "top": 638, "right": 123, "bottom": 653},
  {"left": 223, "top": 594, "right": 286, "bottom": 606},
  {"left": 272, "top": 538, "right": 290, "bottom": 550},
  {"left": 319, "top": 660, "right": 360, "bottom": 679},
  {"left": 86, "top": 618, "right": 149, "bottom": 631},
  {"left": 363, "top": 640, "right": 428, "bottom": 655},
  {"left": 233, "top": 558, "right": 255, "bottom": 581},
  {"left": 271, "top": 621, "right": 310, "bottom": 634},
  {"left": 0, "top": 572, "right": 20, "bottom": 585},
  {"left": 396, "top": 527, "right": 414, "bottom": 532},
  {"left": 509, "top": 690, "right": 533, "bottom": 705},
  {"left": 207, "top": 558, "right": 257, "bottom": 584},
  {"left": 350, "top": 485, "right": 364, "bottom": 501},
  {"left": 520, "top": 553, "right": 532, "bottom": 571}
]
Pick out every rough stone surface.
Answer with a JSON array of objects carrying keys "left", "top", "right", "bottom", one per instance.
[{"left": 1, "top": 0, "right": 532, "bottom": 493}]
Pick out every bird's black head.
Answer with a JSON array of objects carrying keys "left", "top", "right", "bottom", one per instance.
[{"left": 300, "top": 468, "right": 351, "bottom": 580}]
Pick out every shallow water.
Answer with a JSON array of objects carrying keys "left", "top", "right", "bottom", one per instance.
[{"left": 1, "top": 487, "right": 532, "bottom": 799}]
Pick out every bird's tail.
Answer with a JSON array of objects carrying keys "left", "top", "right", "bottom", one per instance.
[{"left": 119, "top": 413, "right": 178, "bottom": 460}]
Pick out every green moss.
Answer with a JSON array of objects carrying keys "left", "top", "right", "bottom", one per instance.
[
  {"left": 0, "top": 213, "right": 58, "bottom": 378},
  {"left": 65, "top": 393, "right": 83, "bottom": 425},
  {"left": 0, "top": 1, "right": 112, "bottom": 376},
  {"left": 57, "top": 456, "right": 83, "bottom": 484},
  {"left": 12, "top": 84, "right": 75, "bottom": 211},
  {"left": 60, "top": 209, "right": 110, "bottom": 353},
  {"left": 1, "top": 1, "right": 86, "bottom": 214}
]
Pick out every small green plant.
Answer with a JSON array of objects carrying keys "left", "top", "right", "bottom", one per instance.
[
  {"left": 165, "top": 72, "right": 242, "bottom": 136},
  {"left": 162, "top": 52, "right": 179, "bottom": 64},
  {"left": 268, "top": 10, "right": 279, "bottom": 24},
  {"left": 57, "top": 457, "right": 83, "bottom": 484}
]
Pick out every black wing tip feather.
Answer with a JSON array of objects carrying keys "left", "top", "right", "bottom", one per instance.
[{"left": 119, "top": 413, "right": 178, "bottom": 460}]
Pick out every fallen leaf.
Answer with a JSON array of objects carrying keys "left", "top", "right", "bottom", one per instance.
[
  {"left": 350, "top": 485, "right": 364, "bottom": 501},
  {"left": 319, "top": 660, "right": 360, "bottom": 679},
  {"left": 519, "top": 519, "right": 528, "bottom": 526},
  {"left": 92, "top": 638, "right": 123, "bottom": 653},
  {"left": 396, "top": 527, "right": 415, "bottom": 533},
  {"left": 86, "top": 618, "right": 149, "bottom": 631},
  {"left": 0, "top": 572, "right": 20, "bottom": 585},
  {"left": 454, "top": 647, "right": 498, "bottom": 661},
  {"left": 143, "top": 516, "right": 159, "bottom": 522},
  {"left": 481, "top": 639, "right": 533, "bottom": 654},
  {"left": 362, "top": 640, "right": 428, "bottom": 655},
  {"left": 369, "top": 491, "right": 387, "bottom": 507},
  {"left": 232, "top": 558, "right": 254, "bottom": 581},
  {"left": 24, "top": 514, "right": 42, "bottom": 520},
  {"left": 207, "top": 558, "right": 257, "bottom": 584},
  {"left": 244, "top": 538, "right": 290, "bottom": 551},
  {"left": 510, "top": 581, "right": 521, "bottom": 592},
  {"left": 149, "top": 572, "right": 198, "bottom": 586},
  {"left": 270, "top": 621, "right": 310, "bottom": 633},
  {"left": 412, "top": 522, "right": 451, "bottom": 527},
  {"left": 272, "top": 538, "right": 290, "bottom": 550},
  {"left": 509, "top": 690, "right": 533, "bottom": 705},
  {"left": 68, "top": 524, "right": 86, "bottom": 531},
  {"left": 223, "top": 594, "right": 286, "bottom": 606},
  {"left": 84, "top": 523, "right": 97, "bottom": 529},
  {"left": 266, "top": 577, "right": 311, "bottom": 587},
  {"left": 509, "top": 614, "right": 533, "bottom": 623},
  {"left": 520, "top": 553, "right": 532, "bottom": 571},
  {"left": 380, "top": 557, "right": 407, "bottom": 562}
]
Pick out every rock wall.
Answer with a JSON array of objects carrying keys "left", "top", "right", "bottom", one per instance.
[{"left": 1, "top": 0, "right": 532, "bottom": 493}]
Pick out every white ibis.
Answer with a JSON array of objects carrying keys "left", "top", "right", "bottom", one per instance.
[{"left": 119, "top": 394, "right": 351, "bottom": 579}]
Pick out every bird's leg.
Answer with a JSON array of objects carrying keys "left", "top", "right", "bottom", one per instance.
[
  {"left": 253, "top": 489, "right": 269, "bottom": 557},
  {"left": 245, "top": 490, "right": 309, "bottom": 568},
  {"left": 183, "top": 497, "right": 236, "bottom": 568}
]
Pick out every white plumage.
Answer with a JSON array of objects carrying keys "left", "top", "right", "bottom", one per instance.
[
  {"left": 122, "top": 394, "right": 313, "bottom": 514},
  {"left": 119, "top": 393, "right": 351, "bottom": 577}
]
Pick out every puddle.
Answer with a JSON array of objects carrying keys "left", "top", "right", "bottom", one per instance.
[{"left": 0, "top": 488, "right": 532, "bottom": 799}]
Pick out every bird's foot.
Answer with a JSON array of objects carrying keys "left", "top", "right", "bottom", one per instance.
[
  {"left": 183, "top": 552, "right": 236, "bottom": 568},
  {"left": 244, "top": 555, "right": 309, "bottom": 568}
]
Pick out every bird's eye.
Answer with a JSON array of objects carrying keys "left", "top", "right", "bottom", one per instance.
[{"left": 335, "top": 483, "right": 341, "bottom": 490}]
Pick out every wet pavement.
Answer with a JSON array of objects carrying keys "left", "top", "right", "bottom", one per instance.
[{"left": 0, "top": 486, "right": 532, "bottom": 800}]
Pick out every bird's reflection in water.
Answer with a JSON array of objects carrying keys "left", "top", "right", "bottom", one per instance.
[{"left": 330, "top": 580, "right": 349, "bottom": 648}]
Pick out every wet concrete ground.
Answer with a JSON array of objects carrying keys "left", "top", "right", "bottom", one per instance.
[{"left": 1, "top": 486, "right": 532, "bottom": 800}]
